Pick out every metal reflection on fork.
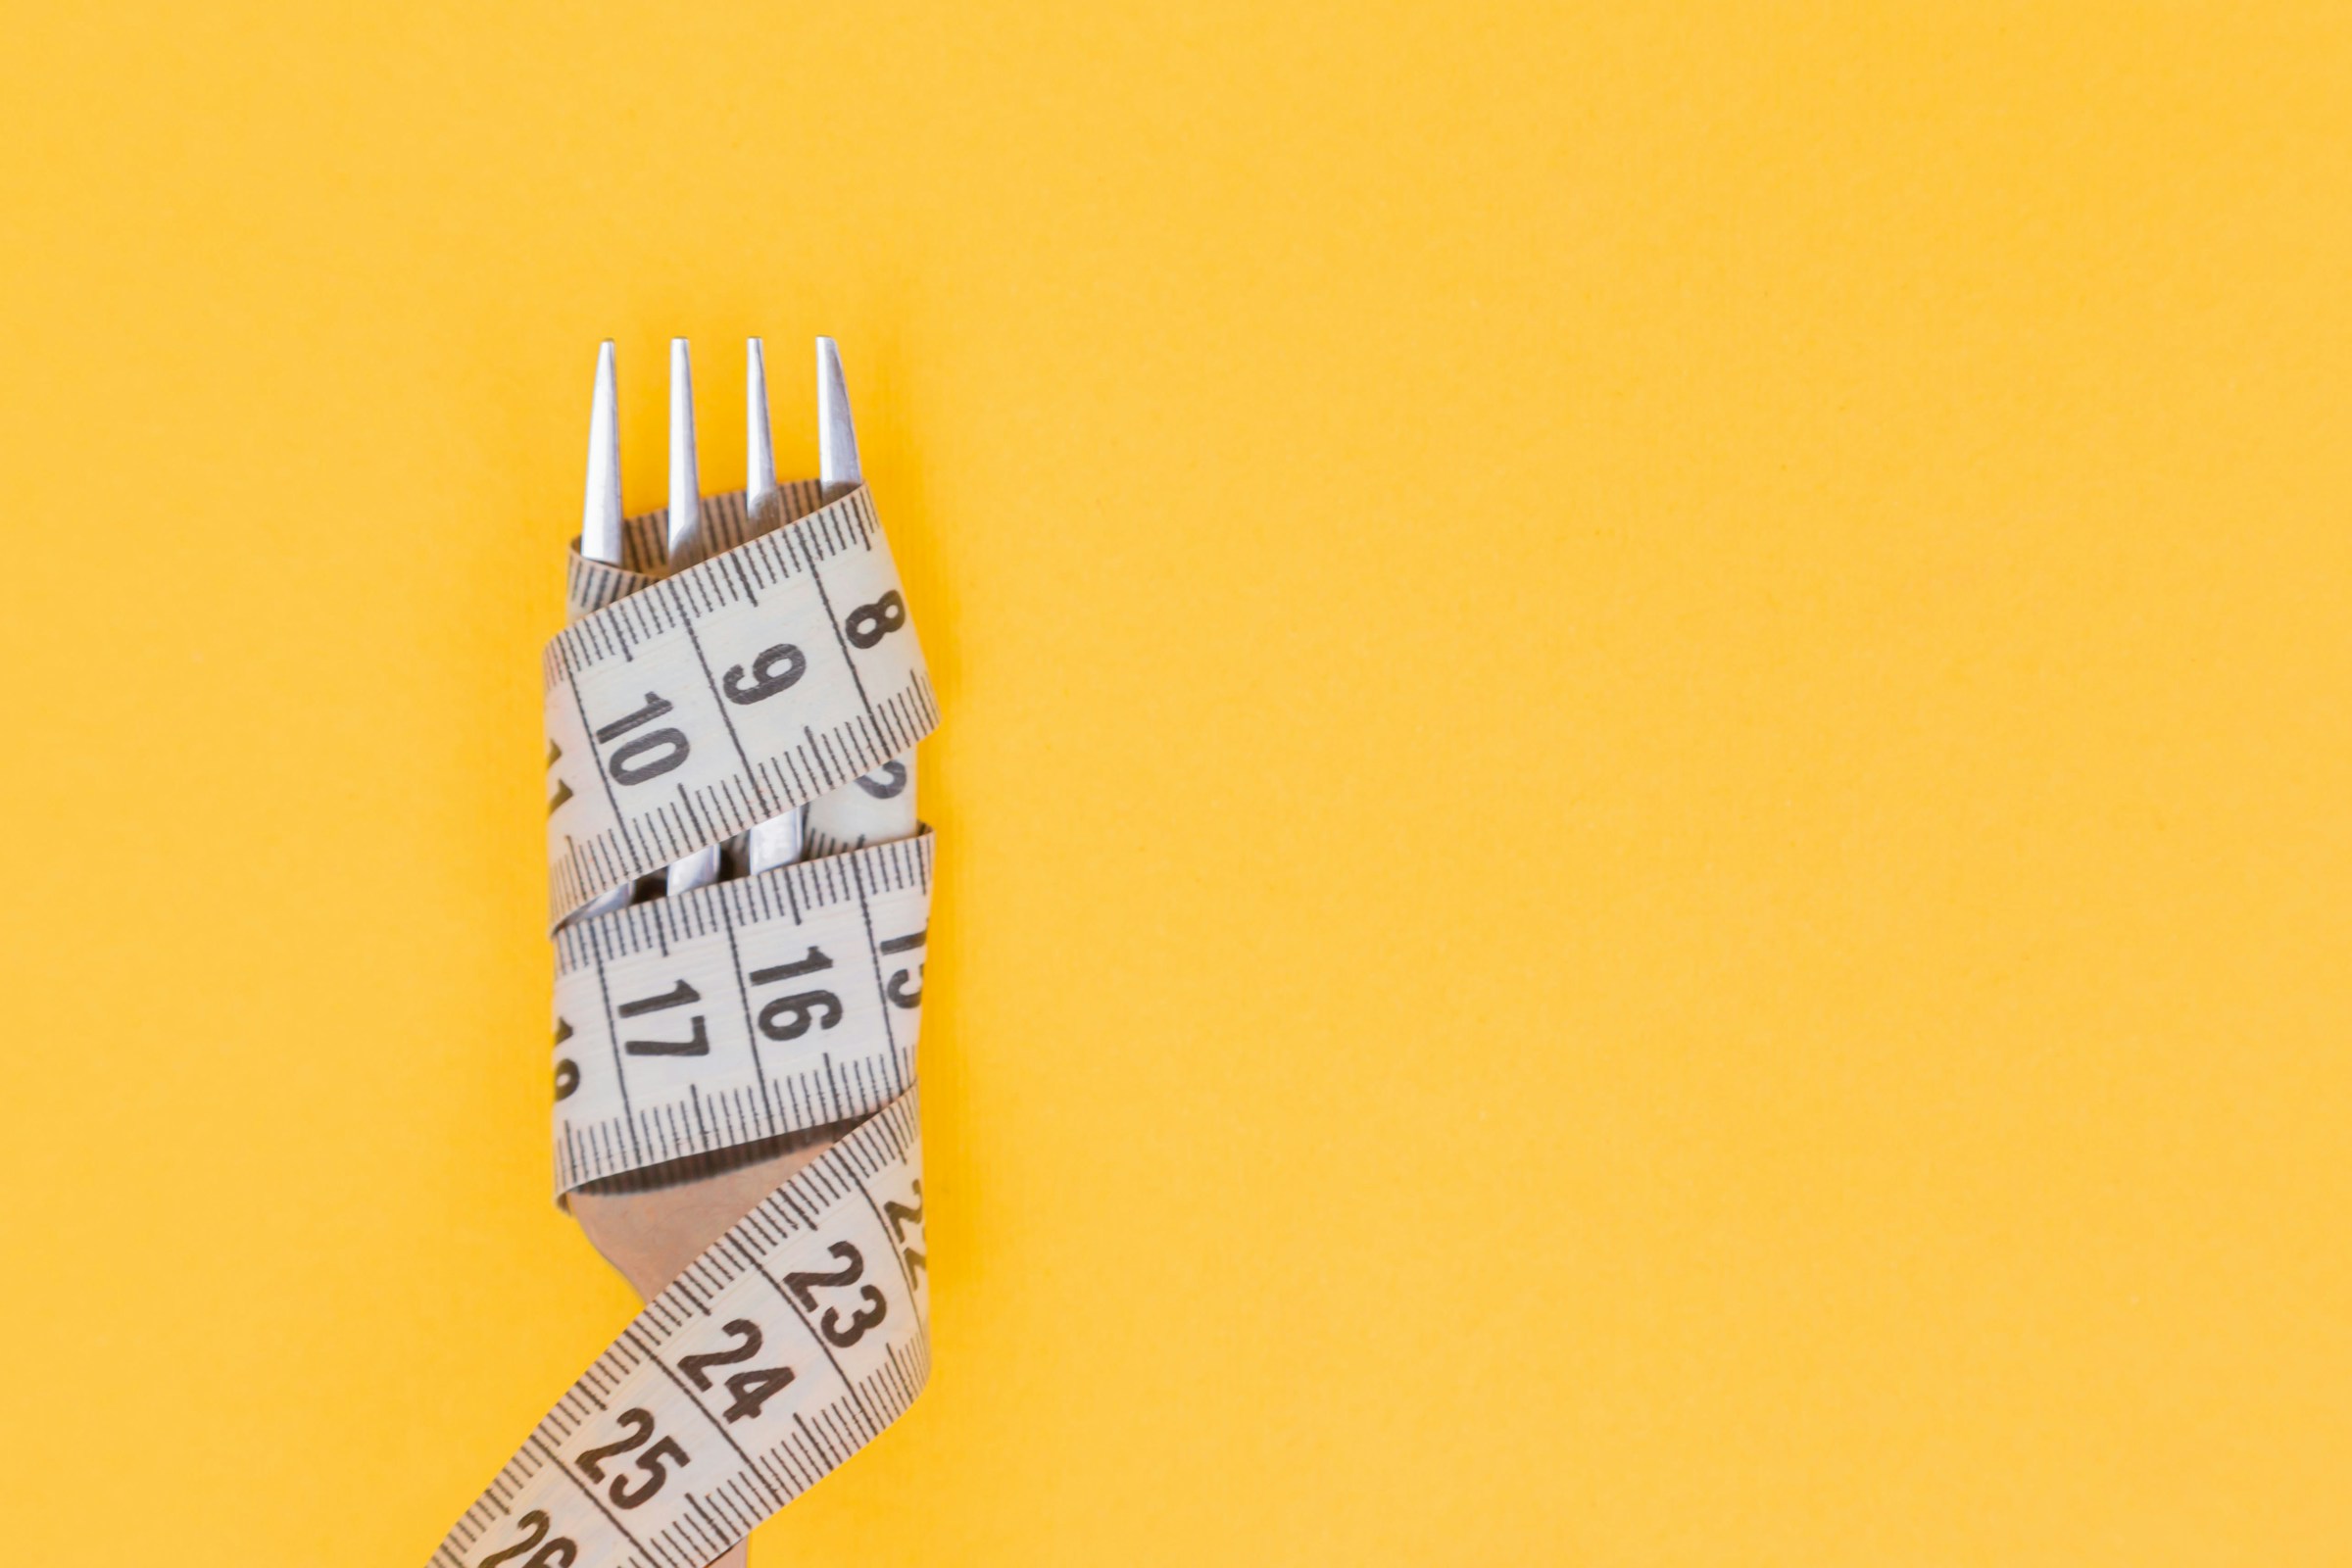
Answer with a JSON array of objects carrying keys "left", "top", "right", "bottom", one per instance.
[{"left": 570, "top": 333, "right": 899, "bottom": 913}]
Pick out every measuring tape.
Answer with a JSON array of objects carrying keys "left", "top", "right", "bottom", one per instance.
[
  {"left": 550, "top": 830, "right": 931, "bottom": 1196},
  {"left": 431, "top": 1095, "right": 928, "bottom": 1568},
  {"left": 543, "top": 481, "right": 938, "bottom": 928},
  {"left": 431, "top": 480, "right": 939, "bottom": 1567}
]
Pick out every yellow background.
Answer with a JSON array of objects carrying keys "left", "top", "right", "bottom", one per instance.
[{"left": 1, "top": 3, "right": 2346, "bottom": 1562}]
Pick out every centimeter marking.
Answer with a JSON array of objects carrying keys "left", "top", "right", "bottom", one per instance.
[
  {"left": 565, "top": 484, "right": 826, "bottom": 616},
  {"left": 545, "top": 484, "right": 940, "bottom": 926},
  {"left": 432, "top": 1094, "right": 929, "bottom": 1568}
]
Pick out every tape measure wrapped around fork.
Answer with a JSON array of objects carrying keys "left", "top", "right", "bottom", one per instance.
[
  {"left": 543, "top": 479, "right": 938, "bottom": 928},
  {"left": 429, "top": 480, "right": 940, "bottom": 1568}
]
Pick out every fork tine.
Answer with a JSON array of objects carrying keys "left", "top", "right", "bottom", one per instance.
[
  {"left": 582, "top": 340, "right": 622, "bottom": 566},
  {"left": 807, "top": 336, "right": 917, "bottom": 855},
  {"left": 745, "top": 333, "right": 806, "bottom": 874},
  {"left": 818, "top": 335, "right": 861, "bottom": 489},
  {"left": 747, "top": 336, "right": 776, "bottom": 514},
  {"left": 567, "top": 342, "right": 636, "bottom": 923},
  {"left": 665, "top": 338, "right": 722, "bottom": 896},
  {"left": 667, "top": 338, "right": 704, "bottom": 567}
]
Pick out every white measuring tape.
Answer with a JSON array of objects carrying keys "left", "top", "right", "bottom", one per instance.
[
  {"left": 549, "top": 830, "right": 931, "bottom": 1196},
  {"left": 542, "top": 481, "right": 937, "bottom": 928},
  {"left": 432, "top": 480, "right": 939, "bottom": 1567}
]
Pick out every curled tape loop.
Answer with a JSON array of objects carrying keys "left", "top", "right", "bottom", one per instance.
[
  {"left": 435, "top": 483, "right": 937, "bottom": 1567},
  {"left": 431, "top": 1095, "right": 929, "bottom": 1568}
]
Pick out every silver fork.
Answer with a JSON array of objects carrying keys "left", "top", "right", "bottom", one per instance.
[
  {"left": 581, "top": 337, "right": 904, "bottom": 896},
  {"left": 565, "top": 335, "right": 904, "bottom": 1568}
]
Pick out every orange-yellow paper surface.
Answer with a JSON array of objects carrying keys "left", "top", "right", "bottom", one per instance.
[{"left": 0, "top": 4, "right": 2347, "bottom": 1562}]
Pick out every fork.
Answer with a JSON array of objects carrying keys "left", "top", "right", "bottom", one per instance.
[{"left": 561, "top": 333, "right": 913, "bottom": 1568}]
